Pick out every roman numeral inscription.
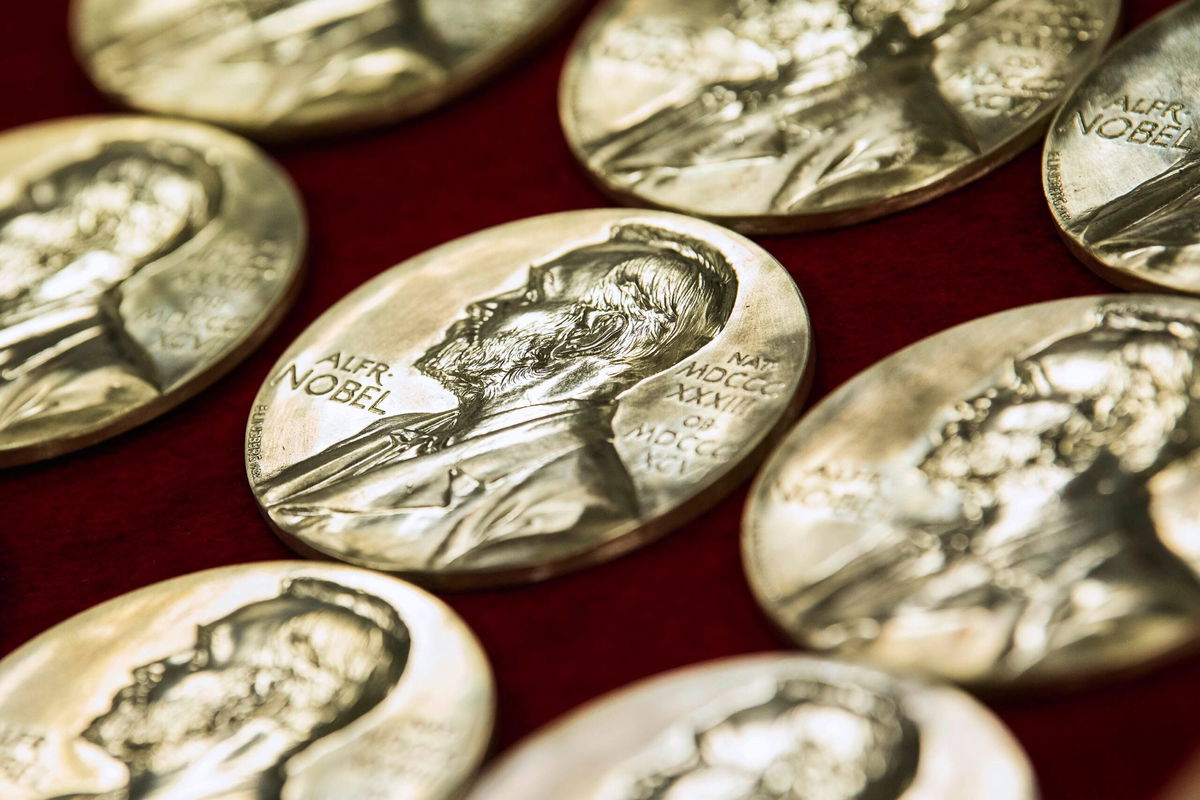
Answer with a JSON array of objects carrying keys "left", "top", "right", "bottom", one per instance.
[{"left": 664, "top": 352, "right": 786, "bottom": 417}]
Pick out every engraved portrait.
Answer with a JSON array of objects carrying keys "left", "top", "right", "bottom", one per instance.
[
  {"left": 1048, "top": 0, "right": 1200, "bottom": 282},
  {"left": 584, "top": 0, "right": 1003, "bottom": 214},
  {"left": 49, "top": 578, "right": 411, "bottom": 800},
  {"left": 89, "top": 0, "right": 458, "bottom": 127},
  {"left": 776, "top": 305, "right": 1200, "bottom": 680},
  {"left": 260, "top": 224, "right": 738, "bottom": 570},
  {"left": 0, "top": 139, "right": 221, "bottom": 443},
  {"left": 607, "top": 677, "right": 919, "bottom": 800}
]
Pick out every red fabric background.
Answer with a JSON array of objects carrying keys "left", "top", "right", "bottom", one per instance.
[{"left": 1, "top": 2, "right": 1196, "bottom": 797}]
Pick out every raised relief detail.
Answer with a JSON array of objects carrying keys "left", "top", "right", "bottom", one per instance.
[
  {"left": 1069, "top": 98, "right": 1200, "bottom": 273},
  {"left": 0, "top": 140, "right": 222, "bottom": 442},
  {"left": 1075, "top": 96, "right": 1192, "bottom": 147},
  {"left": 260, "top": 224, "right": 738, "bottom": 570},
  {"left": 604, "top": 677, "right": 919, "bottom": 800},
  {"left": 89, "top": 0, "right": 457, "bottom": 129},
  {"left": 47, "top": 578, "right": 411, "bottom": 800},
  {"left": 775, "top": 305, "right": 1200, "bottom": 680},
  {"left": 585, "top": 0, "right": 1008, "bottom": 214},
  {"left": 0, "top": 725, "right": 46, "bottom": 788},
  {"left": 664, "top": 352, "right": 787, "bottom": 418},
  {"left": 247, "top": 403, "right": 269, "bottom": 481},
  {"left": 272, "top": 352, "right": 396, "bottom": 416}
]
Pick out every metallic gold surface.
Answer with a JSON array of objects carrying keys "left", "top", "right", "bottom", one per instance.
[
  {"left": 0, "top": 562, "right": 494, "bottom": 799},
  {"left": 464, "top": 653, "right": 1036, "bottom": 800},
  {"left": 562, "top": 0, "right": 1118, "bottom": 233},
  {"left": 1159, "top": 750, "right": 1200, "bottom": 800},
  {"left": 72, "top": 0, "right": 581, "bottom": 139},
  {"left": 246, "top": 209, "right": 812, "bottom": 589},
  {"left": 0, "top": 115, "right": 304, "bottom": 467},
  {"left": 1045, "top": 1, "right": 1200, "bottom": 295},
  {"left": 744, "top": 295, "right": 1200, "bottom": 691}
]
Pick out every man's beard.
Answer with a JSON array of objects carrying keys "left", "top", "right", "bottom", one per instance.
[
  {"left": 416, "top": 319, "right": 571, "bottom": 403},
  {"left": 84, "top": 666, "right": 264, "bottom": 772}
]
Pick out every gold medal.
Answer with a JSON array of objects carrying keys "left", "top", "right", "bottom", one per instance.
[
  {"left": 246, "top": 210, "right": 812, "bottom": 588},
  {"left": 72, "top": 0, "right": 582, "bottom": 139},
  {"left": 465, "top": 654, "right": 1035, "bottom": 800},
  {"left": 1046, "top": 1, "right": 1200, "bottom": 294},
  {"left": 745, "top": 295, "right": 1200, "bottom": 690},
  {"left": 0, "top": 562, "right": 494, "bottom": 799},
  {"left": 563, "top": 0, "right": 1118, "bottom": 232},
  {"left": 0, "top": 115, "right": 304, "bottom": 467}
]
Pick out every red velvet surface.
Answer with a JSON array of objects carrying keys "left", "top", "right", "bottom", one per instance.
[{"left": 1, "top": 1, "right": 1197, "bottom": 797}]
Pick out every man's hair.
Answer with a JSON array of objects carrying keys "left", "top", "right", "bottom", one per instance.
[
  {"left": 218, "top": 578, "right": 410, "bottom": 744},
  {"left": 0, "top": 138, "right": 221, "bottom": 312},
  {"left": 86, "top": 579, "right": 410, "bottom": 775},
  {"left": 31, "top": 138, "right": 221, "bottom": 259},
  {"left": 624, "top": 677, "right": 919, "bottom": 800},
  {"left": 921, "top": 304, "right": 1200, "bottom": 499},
  {"left": 544, "top": 223, "right": 738, "bottom": 392}
]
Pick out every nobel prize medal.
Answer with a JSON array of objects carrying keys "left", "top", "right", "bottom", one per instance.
[
  {"left": 464, "top": 654, "right": 1035, "bottom": 800},
  {"left": 0, "top": 115, "right": 304, "bottom": 467},
  {"left": 72, "top": 0, "right": 582, "bottom": 139},
  {"left": 246, "top": 209, "right": 812, "bottom": 588},
  {"left": 0, "top": 562, "right": 494, "bottom": 800},
  {"left": 1045, "top": 1, "right": 1200, "bottom": 294},
  {"left": 745, "top": 295, "right": 1200, "bottom": 690},
  {"left": 563, "top": 0, "right": 1118, "bottom": 232}
]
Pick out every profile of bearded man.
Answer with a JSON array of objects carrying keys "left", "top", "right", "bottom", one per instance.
[
  {"left": 587, "top": 0, "right": 1000, "bottom": 214},
  {"left": 782, "top": 305, "right": 1200, "bottom": 681},
  {"left": 0, "top": 139, "right": 221, "bottom": 445},
  {"left": 48, "top": 578, "right": 411, "bottom": 800},
  {"left": 87, "top": 0, "right": 458, "bottom": 130},
  {"left": 260, "top": 223, "right": 739, "bottom": 571},
  {"left": 613, "top": 678, "right": 919, "bottom": 800}
]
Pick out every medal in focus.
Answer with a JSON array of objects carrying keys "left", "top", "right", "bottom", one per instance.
[
  {"left": 246, "top": 209, "right": 812, "bottom": 588},
  {"left": 464, "top": 654, "right": 1035, "bottom": 800},
  {"left": 745, "top": 295, "right": 1200, "bottom": 690},
  {"left": 72, "top": 0, "right": 582, "bottom": 139},
  {"left": 562, "top": 0, "right": 1118, "bottom": 232},
  {"left": 1045, "top": 1, "right": 1200, "bottom": 294},
  {"left": 0, "top": 563, "right": 494, "bottom": 799},
  {"left": 0, "top": 115, "right": 304, "bottom": 466}
]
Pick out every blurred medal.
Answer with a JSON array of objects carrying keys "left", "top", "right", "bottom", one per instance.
[
  {"left": 1046, "top": 1, "right": 1200, "bottom": 294},
  {"left": 0, "top": 562, "right": 494, "bottom": 799},
  {"left": 1160, "top": 748, "right": 1200, "bottom": 800},
  {"left": 0, "top": 115, "right": 304, "bottom": 467},
  {"left": 246, "top": 209, "right": 812, "bottom": 589},
  {"left": 463, "top": 653, "right": 1035, "bottom": 800},
  {"left": 562, "top": 0, "right": 1118, "bottom": 233},
  {"left": 72, "top": 0, "right": 582, "bottom": 139},
  {"left": 745, "top": 295, "right": 1200, "bottom": 690}
]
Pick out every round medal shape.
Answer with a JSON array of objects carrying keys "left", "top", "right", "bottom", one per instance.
[
  {"left": 745, "top": 295, "right": 1200, "bottom": 691},
  {"left": 71, "top": 0, "right": 582, "bottom": 139},
  {"left": 1045, "top": 1, "right": 1200, "bottom": 294},
  {"left": 464, "top": 653, "right": 1035, "bottom": 800},
  {"left": 246, "top": 209, "right": 812, "bottom": 589},
  {"left": 0, "top": 115, "right": 304, "bottom": 467},
  {"left": 0, "top": 562, "right": 494, "bottom": 800},
  {"left": 561, "top": 0, "right": 1118, "bottom": 233}
]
